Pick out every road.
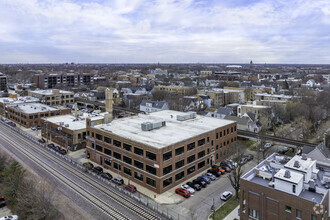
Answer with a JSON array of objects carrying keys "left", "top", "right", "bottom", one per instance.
[{"left": 0, "top": 121, "right": 164, "bottom": 220}]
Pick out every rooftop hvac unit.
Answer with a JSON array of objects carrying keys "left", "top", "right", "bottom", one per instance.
[
  {"left": 309, "top": 182, "right": 316, "bottom": 192},
  {"left": 294, "top": 161, "right": 300, "bottom": 168},
  {"left": 65, "top": 124, "right": 69, "bottom": 127},
  {"left": 141, "top": 122, "right": 153, "bottom": 131},
  {"left": 301, "top": 154, "right": 307, "bottom": 160},
  {"left": 176, "top": 112, "right": 197, "bottom": 121},
  {"left": 141, "top": 120, "right": 166, "bottom": 131},
  {"left": 284, "top": 170, "right": 291, "bottom": 178}
]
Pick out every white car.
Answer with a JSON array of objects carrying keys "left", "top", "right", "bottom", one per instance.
[
  {"left": 181, "top": 184, "right": 195, "bottom": 194},
  {"left": 220, "top": 191, "right": 233, "bottom": 201},
  {"left": 0, "top": 215, "right": 18, "bottom": 220},
  {"left": 205, "top": 173, "right": 216, "bottom": 181},
  {"left": 264, "top": 142, "right": 272, "bottom": 149}
]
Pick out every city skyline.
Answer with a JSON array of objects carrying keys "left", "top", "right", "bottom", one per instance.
[{"left": 1, "top": 0, "right": 330, "bottom": 64}]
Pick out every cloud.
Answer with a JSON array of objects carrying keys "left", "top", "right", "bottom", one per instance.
[{"left": 0, "top": 0, "right": 329, "bottom": 63}]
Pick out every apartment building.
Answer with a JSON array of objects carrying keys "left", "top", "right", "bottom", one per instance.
[
  {"left": 200, "top": 70, "right": 212, "bottom": 77},
  {"left": 238, "top": 104, "right": 271, "bottom": 120},
  {"left": 34, "top": 72, "right": 94, "bottom": 89},
  {"left": 224, "top": 87, "right": 263, "bottom": 101},
  {"left": 0, "top": 73, "right": 7, "bottom": 91},
  {"left": 154, "top": 85, "right": 193, "bottom": 96},
  {"left": 0, "top": 96, "right": 39, "bottom": 117},
  {"left": 28, "top": 89, "right": 74, "bottom": 106},
  {"left": 240, "top": 154, "right": 329, "bottom": 220},
  {"left": 198, "top": 88, "right": 245, "bottom": 108},
  {"left": 86, "top": 110, "right": 238, "bottom": 194},
  {"left": 7, "top": 103, "right": 71, "bottom": 128}
]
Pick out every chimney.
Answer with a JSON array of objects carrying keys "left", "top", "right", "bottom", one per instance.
[
  {"left": 105, "top": 88, "right": 114, "bottom": 123},
  {"left": 74, "top": 102, "right": 78, "bottom": 118}
]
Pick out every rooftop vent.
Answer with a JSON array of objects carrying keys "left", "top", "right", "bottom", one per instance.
[
  {"left": 65, "top": 124, "right": 69, "bottom": 127},
  {"left": 176, "top": 112, "right": 197, "bottom": 121},
  {"left": 294, "top": 161, "right": 300, "bottom": 168},
  {"left": 301, "top": 154, "right": 307, "bottom": 160},
  {"left": 309, "top": 182, "right": 316, "bottom": 192},
  {"left": 141, "top": 120, "right": 166, "bottom": 131},
  {"left": 284, "top": 170, "right": 291, "bottom": 178}
]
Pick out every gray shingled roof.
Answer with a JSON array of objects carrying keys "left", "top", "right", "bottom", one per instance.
[
  {"left": 224, "top": 115, "right": 250, "bottom": 125},
  {"left": 217, "top": 107, "right": 233, "bottom": 115},
  {"left": 140, "top": 100, "right": 168, "bottom": 109}
]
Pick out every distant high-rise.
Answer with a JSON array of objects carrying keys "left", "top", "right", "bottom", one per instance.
[
  {"left": 249, "top": 60, "right": 253, "bottom": 70},
  {"left": 0, "top": 72, "right": 7, "bottom": 91}
]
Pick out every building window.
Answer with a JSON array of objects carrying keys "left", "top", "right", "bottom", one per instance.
[
  {"left": 296, "top": 209, "right": 302, "bottom": 219},
  {"left": 231, "top": 127, "right": 233, "bottom": 133},
  {"left": 216, "top": 153, "right": 218, "bottom": 159},
  {"left": 113, "top": 139, "right": 121, "bottom": 148},
  {"left": 224, "top": 130, "right": 226, "bottom": 136},
  {"left": 124, "top": 167, "right": 131, "bottom": 176},
  {"left": 249, "top": 208, "right": 259, "bottom": 219},
  {"left": 146, "top": 177, "right": 156, "bottom": 187},
  {"left": 187, "top": 142, "right": 195, "bottom": 151},
  {"left": 292, "top": 185, "right": 296, "bottom": 193},
  {"left": 311, "top": 215, "right": 317, "bottom": 220},
  {"left": 285, "top": 206, "right": 292, "bottom": 212},
  {"left": 216, "top": 133, "right": 218, "bottom": 139},
  {"left": 163, "top": 165, "right": 172, "bottom": 175},
  {"left": 207, "top": 137, "right": 209, "bottom": 143},
  {"left": 134, "top": 172, "right": 143, "bottom": 181},
  {"left": 134, "top": 147, "right": 144, "bottom": 156},
  {"left": 113, "top": 151, "right": 121, "bottom": 160},
  {"left": 104, "top": 158, "right": 111, "bottom": 166},
  {"left": 104, "top": 136, "right": 111, "bottom": 144},
  {"left": 96, "top": 134, "right": 102, "bottom": 141},
  {"left": 198, "top": 161, "right": 205, "bottom": 169},
  {"left": 104, "top": 148, "right": 111, "bottom": 156},
  {"left": 187, "top": 155, "right": 195, "bottom": 164},
  {"left": 198, "top": 138, "right": 205, "bottom": 146},
  {"left": 220, "top": 131, "right": 222, "bottom": 137},
  {"left": 175, "top": 159, "right": 185, "bottom": 169},
  {"left": 146, "top": 165, "right": 156, "bottom": 175},
  {"left": 123, "top": 156, "right": 132, "bottom": 165},
  {"left": 175, "top": 146, "right": 184, "bottom": 156},
  {"left": 175, "top": 171, "right": 184, "bottom": 181},
  {"left": 163, "top": 151, "right": 172, "bottom": 161},
  {"left": 113, "top": 162, "right": 121, "bottom": 171},
  {"left": 146, "top": 151, "right": 156, "bottom": 161},
  {"left": 95, "top": 145, "right": 102, "bottom": 152},
  {"left": 227, "top": 128, "right": 229, "bottom": 134},
  {"left": 163, "top": 177, "right": 172, "bottom": 188},
  {"left": 123, "top": 143, "right": 132, "bottom": 152},
  {"left": 134, "top": 160, "right": 144, "bottom": 170},
  {"left": 187, "top": 166, "right": 195, "bottom": 175},
  {"left": 198, "top": 150, "right": 205, "bottom": 159}
]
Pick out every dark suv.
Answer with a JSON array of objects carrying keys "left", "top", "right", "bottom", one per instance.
[
  {"left": 193, "top": 179, "right": 207, "bottom": 188},
  {"left": 92, "top": 166, "right": 103, "bottom": 174}
]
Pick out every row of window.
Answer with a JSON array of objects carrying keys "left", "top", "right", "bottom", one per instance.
[{"left": 249, "top": 207, "right": 316, "bottom": 220}]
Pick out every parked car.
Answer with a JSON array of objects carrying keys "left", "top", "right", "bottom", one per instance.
[
  {"left": 208, "top": 169, "right": 221, "bottom": 177},
  {"left": 0, "top": 195, "right": 5, "bottom": 208},
  {"left": 38, "top": 138, "right": 46, "bottom": 143},
  {"left": 204, "top": 173, "right": 216, "bottom": 181},
  {"left": 54, "top": 146, "right": 60, "bottom": 152},
  {"left": 112, "top": 177, "right": 124, "bottom": 185},
  {"left": 186, "top": 181, "right": 201, "bottom": 191},
  {"left": 31, "top": 127, "right": 37, "bottom": 131},
  {"left": 47, "top": 143, "right": 55, "bottom": 148},
  {"left": 220, "top": 191, "right": 233, "bottom": 201},
  {"left": 92, "top": 166, "right": 103, "bottom": 174},
  {"left": 264, "top": 142, "right": 272, "bottom": 149},
  {"left": 101, "top": 172, "right": 113, "bottom": 180},
  {"left": 193, "top": 179, "right": 207, "bottom": 188},
  {"left": 181, "top": 184, "right": 195, "bottom": 194},
  {"left": 59, "top": 149, "right": 67, "bottom": 155},
  {"left": 246, "top": 154, "right": 254, "bottom": 161},
  {"left": 37, "top": 126, "right": 42, "bottom": 130},
  {"left": 83, "top": 162, "right": 94, "bottom": 170},
  {"left": 125, "top": 184, "right": 137, "bottom": 192},
  {"left": 238, "top": 157, "right": 248, "bottom": 165},
  {"left": 175, "top": 188, "right": 191, "bottom": 198},
  {"left": 228, "top": 160, "right": 238, "bottom": 168},
  {"left": 0, "top": 216, "right": 18, "bottom": 220},
  {"left": 198, "top": 176, "right": 211, "bottom": 184},
  {"left": 278, "top": 147, "right": 289, "bottom": 154}
]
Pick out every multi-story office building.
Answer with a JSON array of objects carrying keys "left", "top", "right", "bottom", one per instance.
[
  {"left": 7, "top": 103, "right": 71, "bottom": 128},
  {"left": 240, "top": 154, "right": 329, "bottom": 220},
  {"left": 28, "top": 89, "right": 74, "bottom": 106},
  {"left": 86, "top": 110, "right": 238, "bottom": 193},
  {"left": 0, "top": 73, "right": 7, "bottom": 91},
  {"left": 34, "top": 72, "right": 94, "bottom": 89},
  {"left": 0, "top": 96, "right": 39, "bottom": 117}
]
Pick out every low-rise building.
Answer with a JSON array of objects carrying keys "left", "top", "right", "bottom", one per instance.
[
  {"left": 0, "top": 96, "right": 40, "bottom": 117},
  {"left": 86, "top": 110, "right": 238, "bottom": 194},
  {"left": 28, "top": 89, "right": 74, "bottom": 106},
  {"left": 139, "top": 100, "right": 169, "bottom": 113},
  {"left": 7, "top": 103, "right": 71, "bottom": 128},
  {"left": 240, "top": 154, "right": 329, "bottom": 220},
  {"left": 154, "top": 85, "right": 193, "bottom": 96},
  {"left": 238, "top": 104, "right": 271, "bottom": 120}
]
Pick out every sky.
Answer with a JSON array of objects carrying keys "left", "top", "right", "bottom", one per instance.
[{"left": 0, "top": 0, "right": 330, "bottom": 64}]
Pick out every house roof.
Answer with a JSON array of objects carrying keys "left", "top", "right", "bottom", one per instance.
[
  {"left": 140, "top": 100, "right": 168, "bottom": 109},
  {"left": 224, "top": 115, "right": 250, "bottom": 125},
  {"left": 217, "top": 107, "right": 233, "bottom": 115}
]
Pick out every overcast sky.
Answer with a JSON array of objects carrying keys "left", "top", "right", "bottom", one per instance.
[{"left": 0, "top": 0, "right": 329, "bottom": 64}]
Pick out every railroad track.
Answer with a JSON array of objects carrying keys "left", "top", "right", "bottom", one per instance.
[
  {"left": 238, "top": 130, "right": 318, "bottom": 147},
  {"left": 0, "top": 122, "right": 161, "bottom": 220}
]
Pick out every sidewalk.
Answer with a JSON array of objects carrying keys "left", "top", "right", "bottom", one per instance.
[{"left": 223, "top": 205, "right": 239, "bottom": 220}]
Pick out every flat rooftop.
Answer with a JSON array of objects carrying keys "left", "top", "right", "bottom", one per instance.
[
  {"left": 95, "top": 110, "right": 236, "bottom": 149},
  {"left": 255, "top": 93, "right": 292, "bottom": 99},
  {"left": 240, "top": 104, "right": 271, "bottom": 109},
  {"left": 30, "top": 89, "right": 73, "bottom": 95},
  {"left": 284, "top": 155, "right": 316, "bottom": 173},
  {"left": 0, "top": 96, "right": 39, "bottom": 104},
  {"left": 9, "top": 103, "right": 57, "bottom": 114}
]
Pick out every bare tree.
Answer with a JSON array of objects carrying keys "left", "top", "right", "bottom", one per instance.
[{"left": 228, "top": 165, "right": 243, "bottom": 199}]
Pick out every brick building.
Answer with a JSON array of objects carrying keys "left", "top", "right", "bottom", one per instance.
[
  {"left": 0, "top": 96, "right": 39, "bottom": 117},
  {"left": 7, "top": 103, "right": 71, "bottom": 128},
  {"left": 86, "top": 110, "right": 238, "bottom": 194},
  {"left": 28, "top": 89, "right": 74, "bottom": 106},
  {"left": 240, "top": 154, "right": 329, "bottom": 220},
  {"left": 0, "top": 73, "right": 7, "bottom": 91}
]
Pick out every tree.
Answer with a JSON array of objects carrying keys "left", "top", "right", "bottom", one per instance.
[{"left": 228, "top": 164, "right": 243, "bottom": 199}]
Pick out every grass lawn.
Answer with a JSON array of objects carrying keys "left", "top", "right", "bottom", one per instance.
[
  {"left": 210, "top": 196, "right": 239, "bottom": 220},
  {"left": 243, "top": 140, "right": 255, "bottom": 148}
]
